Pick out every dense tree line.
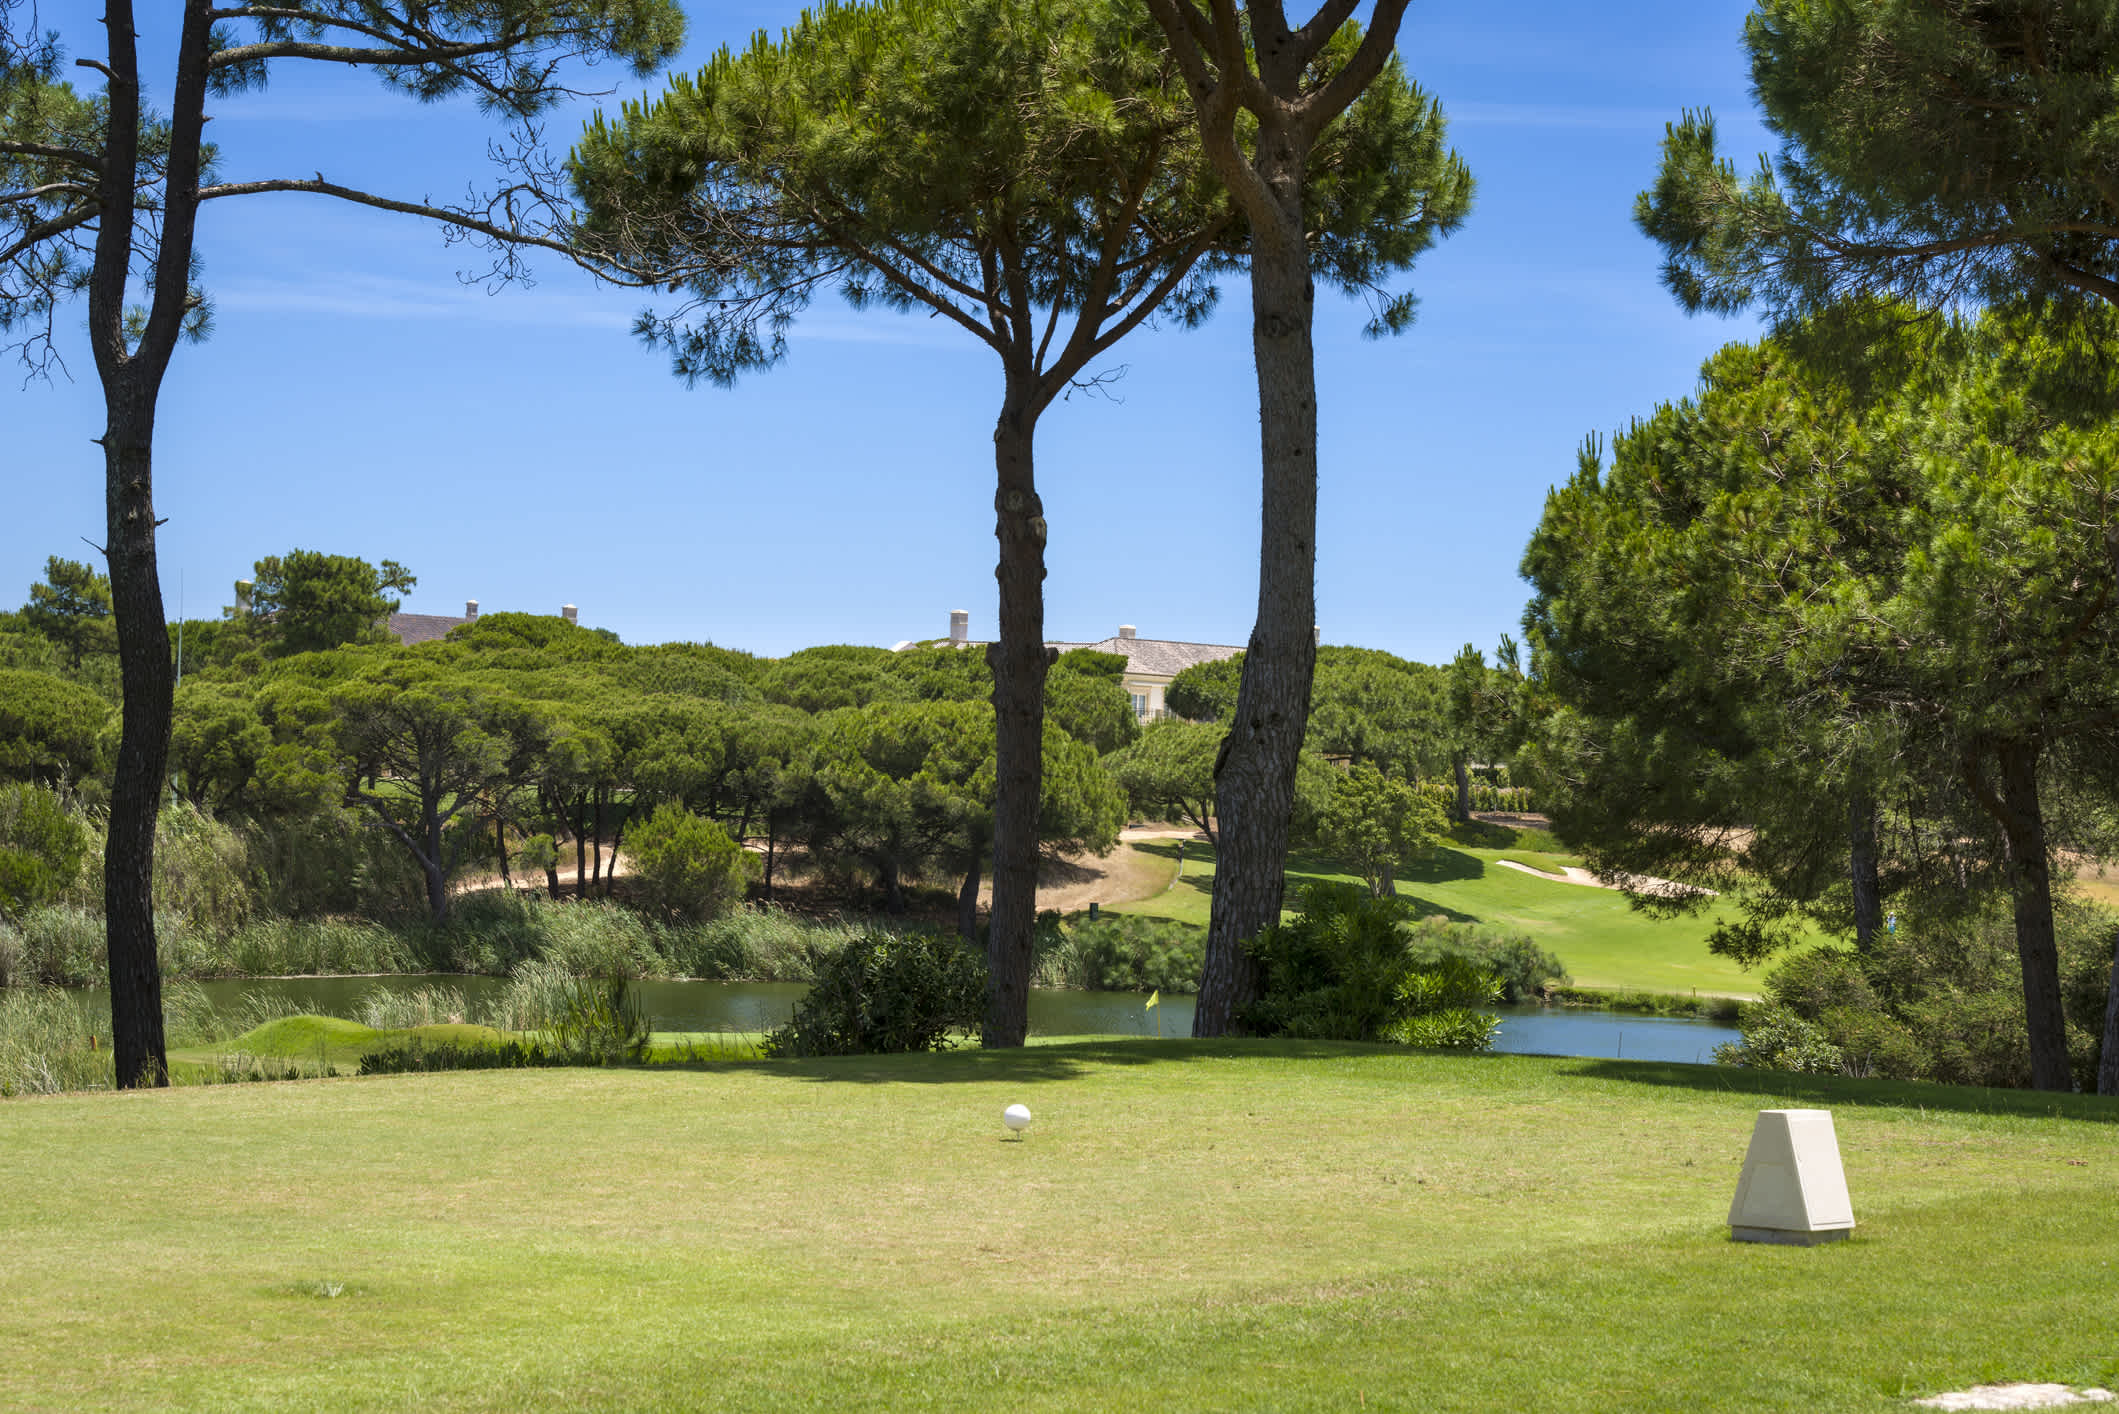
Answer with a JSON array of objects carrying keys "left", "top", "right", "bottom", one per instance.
[{"left": 0, "top": 549, "right": 1505, "bottom": 953}]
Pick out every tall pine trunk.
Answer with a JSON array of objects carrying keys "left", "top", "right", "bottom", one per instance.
[
  {"left": 1194, "top": 196, "right": 1318, "bottom": 1037},
  {"left": 983, "top": 394, "right": 1049, "bottom": 1048},
  {"left": 422, "top": 799, "right": 450, "bottom": 924},
  {"left": 2099, "top": 925, "right": 2119, "bottom": 1096},
  {"left": 91, "top": 0, "right": 213, "bottom": 1087},
  {"left": 958, "top": 839, "right": 983, "bottom": 943},
  {"left": 1978, "top": 743, "right": 2071, "bottom": 1091},
  {"left": 1848, "top": 787, "right": 1881, "bottom": 952},
  {"left": 1451, "top": 752, "right": 1473, "bottom": 823},
  {"left": 102, "top": 387, "right": 173, "bottom": 1088}
]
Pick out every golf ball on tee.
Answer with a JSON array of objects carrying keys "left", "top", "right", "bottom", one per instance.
[{"left": 1002, "top": 1103, "right": 1033, "bottom": 1132}]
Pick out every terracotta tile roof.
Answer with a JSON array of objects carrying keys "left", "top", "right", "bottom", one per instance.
[
  {"left": 1045, "top": 636, "right": 1244, "bottom": 679},
  {"left": 387, "top": 612, "right": 472, "bottom": 647}
]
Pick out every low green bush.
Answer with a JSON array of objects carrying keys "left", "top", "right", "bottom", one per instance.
[
  {"left": 1400, "top": 917, "right": 1565, "bottom": 1002},
  {"left": 358, "top": 1039, "right": 562, "bottom": 1074},
  {"left": 1241, "top": 885, "right": 1503, "bottom": 1050},
  {"left": 762, "top": 930, "right": 985, "bottom": 1058},
  {"left": 1725, "top": 902, "right": 2117, "bottom": 1088},
  {"left": 1713, "top": 1004, "right": 1843, "bottom": 1075}
]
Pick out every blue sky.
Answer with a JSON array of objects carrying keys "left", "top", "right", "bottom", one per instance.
[{"left": 5, "top": 1, "right": 1768, "bottom": 664}]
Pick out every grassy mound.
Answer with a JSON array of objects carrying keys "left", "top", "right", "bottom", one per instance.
[
  {"left": 167, "top": 1015, "right": 510, "bottom": 1075},
  {"left": 1, "top": 1042, "right": 2113, "bottom": 1409}
]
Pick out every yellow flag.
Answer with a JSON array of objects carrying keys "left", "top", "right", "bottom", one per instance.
[{"left": 1146, "top": 990, "right": 1160, "bottom": 1009}]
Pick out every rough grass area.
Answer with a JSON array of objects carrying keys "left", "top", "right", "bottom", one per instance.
[
  {"left": 1109, "top": 831, "right": 1796, "bottom": 998},
  {"left": 1, "top": 1044, "right": 2113, "bottom": 1410}
]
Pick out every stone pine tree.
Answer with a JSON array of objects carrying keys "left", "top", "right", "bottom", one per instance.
[
  {"left": 0, "top": 1, "right": 683, "bottom": 1088},
  {"left": 566, "top": 0, "right": 1241, "bottom": 1048},
  {"left": 1525, "top": 308, "right": 2119, "bottom": 1093},
  {"left": 1637, "top": 0, "right": 2119, "bottom": 327},
  {"left": 1135, "top": 0, "right": 1473, "bottom": 1034}
]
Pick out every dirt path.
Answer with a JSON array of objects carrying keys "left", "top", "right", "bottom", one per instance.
[{"left": 975, "top": 828, "right": 1206, "bottom": 915}]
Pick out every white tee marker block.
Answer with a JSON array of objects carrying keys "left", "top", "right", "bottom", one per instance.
[{"left": 1728, "top": 1109, "right": 1855, "bottom": 1246}]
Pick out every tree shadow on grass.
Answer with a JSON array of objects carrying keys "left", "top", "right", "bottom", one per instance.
[
  {"left": 749, "top": 1037, "right": 1389, "bottom": 1085},
  {"left": 1560, "top": 1057, "right": 2119, "bottom": 1126}
]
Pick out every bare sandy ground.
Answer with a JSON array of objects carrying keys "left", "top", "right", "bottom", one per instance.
[
  {"left": 975, "top": 828, "right": 1207, "bottom": 915},
  {"left": 1495, "top": 857, "right": 1718, "bottom": 900}
]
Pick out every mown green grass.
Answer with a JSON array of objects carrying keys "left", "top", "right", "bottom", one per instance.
[
  {"left": 1, "top": 1043, "right": 2113, "bottom": 1410},
  {"left": 1110, "top": 831, "right": 1797, "bottom": 998}
]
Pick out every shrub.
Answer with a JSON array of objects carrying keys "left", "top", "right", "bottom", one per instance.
[
  {"left": 1819, "top": 1005, "right": 1929, "bottom": 1080},
  {"left": 1733, "top": 901, "right": 2116, "bottom": 1088},
  {"left": 1241, "top": 884, "right": 1503, "bottom": 1050},
  {"left": 1400, "top": 917, "right": 1566, "bottom": 1002},
  {"left": 1764, "top": 948, "right": 1878, "bottom": 1019},
  {"left": 626, "top": 805, "right": 755, "bottom": 921},
  {"left": 359, "top": 1039, "right": 562, "bottom": 1074},
  {"left": 1713, "top": 1004, "right": 1844, "bottom": 1074},
  {"left": 0, "top": 783, "right": 89, "bottom": 920},
  {"left": 762, "top": 930, "right": 986, "bottom": 1057}
]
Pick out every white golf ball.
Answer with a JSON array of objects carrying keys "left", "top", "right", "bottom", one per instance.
[{"left": 1002, "top": 1103, "right": 1033, "bottom": 1132}]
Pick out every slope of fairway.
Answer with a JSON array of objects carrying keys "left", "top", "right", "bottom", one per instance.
[
  {"left": 2, "top": 1045, "right": 2113, "bottom": 1411},
  {"left": 1108, "top": 835, "right": 1785, "bottom": 997}
]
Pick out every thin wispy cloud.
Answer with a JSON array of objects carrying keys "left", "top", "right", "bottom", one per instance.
[
  {"left": 211, "top": 272, "right": 977, "bottom": 350},
  {"left": 1448, "top": 101, "right": 1730, "bottom": 133},
  {"left": 213, "top": 273, "right": 633, "bottom": 330}
]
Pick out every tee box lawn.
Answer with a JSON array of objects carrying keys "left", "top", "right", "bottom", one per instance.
[
  {"left": 2, "top": 1044, "right": 2114, "bottom": 1410},
  {"left": 1105, "top": 827, "right": 1791, "bottom": 998}
]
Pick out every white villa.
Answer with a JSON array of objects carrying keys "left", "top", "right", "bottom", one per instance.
[{"left": 898, "top": 610, "right": 1244, "bottom": 721}]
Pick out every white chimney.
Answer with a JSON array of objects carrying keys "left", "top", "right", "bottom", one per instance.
[
  {"left": 1118, "top": 624, "right": 1136, "bottom": 640},
  {"left": 466, "top": 599, "right": 480, "bottom": 619},
  {"left": 561, "top": 604, "right": 578, "bottom": 625},
  {"left": 1314, "top": 624, "right": 1321, "bottom": 647},
  {"left": 950, "top": 609, "right": 969, "bottom": 643},
  {"left": 234, "top": 580, "right": 253, "bottom": 617}
]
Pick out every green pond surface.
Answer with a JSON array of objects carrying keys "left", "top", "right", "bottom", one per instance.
[{"left": 110, "top": 976, "right": 1741, "bottom": 1063}]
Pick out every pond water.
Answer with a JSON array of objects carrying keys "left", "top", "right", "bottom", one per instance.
[{"left": 145, "top": 976, "right": 1742, "bottom": 1065}]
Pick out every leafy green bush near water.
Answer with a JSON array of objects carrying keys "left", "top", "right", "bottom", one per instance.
[
  {"left": 1242, "top": 885, "right": 1507, "bottom": 1049},
  {"left": 1715, "top": 902, "right": 2117, "bottom": 1088},
  {"left": 763, "top": 931, "right": 985, "bottom": 1058}
]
